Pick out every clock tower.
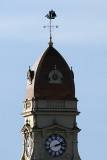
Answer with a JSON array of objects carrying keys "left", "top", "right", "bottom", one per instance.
[{"left": 20, "top": 10, "right": 81, "bottom": 160}]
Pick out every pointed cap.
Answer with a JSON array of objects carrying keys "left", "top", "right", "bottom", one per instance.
[{"left": 26, "top": 46, "right": 75, "bottom": 100}]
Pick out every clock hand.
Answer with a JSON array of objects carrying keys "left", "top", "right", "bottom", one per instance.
[
  {"left": 54, "top": 142, "right": 64, "bottom": 147},
  {"left": 51, "top": 142, "right": 64, "bottom": 148}
]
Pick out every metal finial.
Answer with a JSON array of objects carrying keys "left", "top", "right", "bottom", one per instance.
[{"left": 44, "top": 10, "right": 58, "bottom": 46}]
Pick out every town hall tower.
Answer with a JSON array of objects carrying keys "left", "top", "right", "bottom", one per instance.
[{"left": 20, "top": 10, "right": 81, "bottom": 160}]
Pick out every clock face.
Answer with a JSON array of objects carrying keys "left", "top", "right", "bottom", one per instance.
[
  {"left": 48, "top": 69, "right": 63, "bottom": 84},
  {"left": 26, "top": 136, "right": 31, "bottom": 157},
  {"left": 52, "top": 74, "right": 58, "bottom": 81},
  {"left": 45, "top": 134, "right": 67, "bottom": 157}
]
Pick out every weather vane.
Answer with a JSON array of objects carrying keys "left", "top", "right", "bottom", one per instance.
[{"left": 44, "top": 10, "right": 58, "bottom": 46}]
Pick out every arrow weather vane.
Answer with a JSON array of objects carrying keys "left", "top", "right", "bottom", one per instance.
[{"left": 44, "top": 10, "right": 58, "bottom": 46}]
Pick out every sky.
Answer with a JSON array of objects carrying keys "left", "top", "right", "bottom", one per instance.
[{"left": 0, "top": 0, "right": 107, "bottom": 160}]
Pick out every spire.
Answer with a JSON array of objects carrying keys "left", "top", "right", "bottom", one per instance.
[{"left": 44, "top": 10, "right": 58, "bottom": 47}]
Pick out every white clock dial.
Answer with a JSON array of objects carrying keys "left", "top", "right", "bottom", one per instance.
[
  {"left": 45, "top": 134, "right": 67, "bottom": 157},
  {"left": 26, "top": 136, "right": 31, "bottom": 157}
]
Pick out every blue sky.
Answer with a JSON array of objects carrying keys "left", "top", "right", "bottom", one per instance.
[{"left": 0, "top": 0, "right": 107, "bottom": 160}]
